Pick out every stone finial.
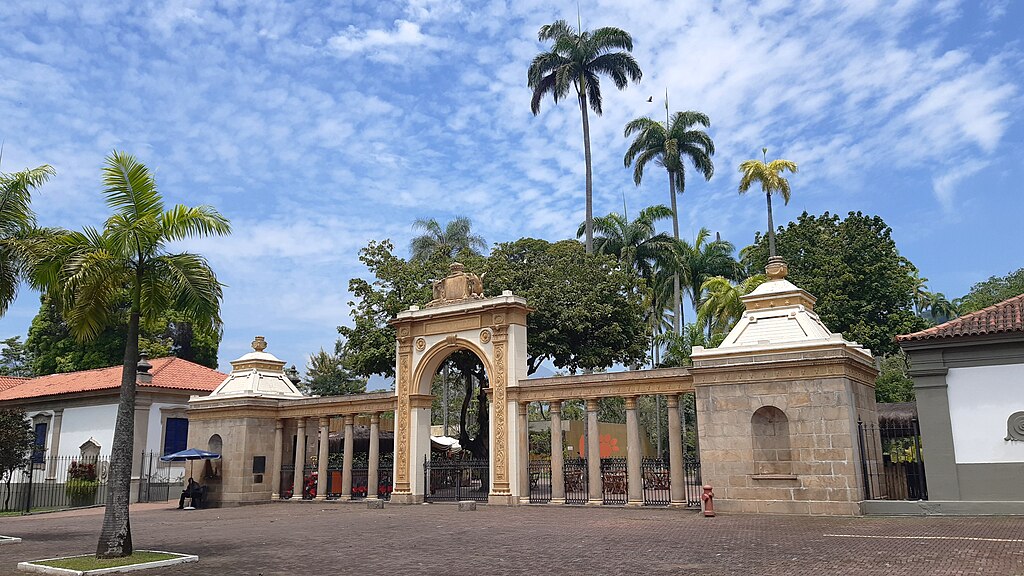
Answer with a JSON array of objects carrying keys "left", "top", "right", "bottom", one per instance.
[
  {"left": 137, "top": 352, "right": 153, "bottom": 384},
  {"left": 765, "top": 256, "right": 789, "bottom": 280},
  {"left": 450, "top": 262, "right": 465, "bottom": 274},
  {"left": 252, "top": 336, "right": 268, "bottom": 352}
]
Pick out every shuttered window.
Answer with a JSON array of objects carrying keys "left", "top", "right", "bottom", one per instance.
[
  {"left": 32, "top": 422, "right": 47, "bottom": 463},
  {"left": 163, "top": 418, "right": 189, "bottom": 455}
]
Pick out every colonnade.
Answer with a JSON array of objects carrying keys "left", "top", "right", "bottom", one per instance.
[
  {"left": 270, "top": 412, "right": 388, "bottom": 500},
  {"left": 515, "top": 394, "right": 691, "bottom": 506}
]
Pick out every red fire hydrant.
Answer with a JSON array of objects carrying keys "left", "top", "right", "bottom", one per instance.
[{"left": 701, "top": 485, "right": 715, "bottom": 517}]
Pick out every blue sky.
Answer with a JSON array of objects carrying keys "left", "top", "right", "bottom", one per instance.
[{"left": 1, "top": 0, "right": 1021, "bottom": 378}]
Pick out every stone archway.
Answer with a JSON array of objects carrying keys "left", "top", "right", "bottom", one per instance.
[{"left": 390, "top": 264, "right": 531, "bottom": 505}]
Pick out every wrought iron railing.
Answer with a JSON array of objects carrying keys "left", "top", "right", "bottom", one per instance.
[
  {"left": 562, "top": 458, "right": 588, "bottom": 505},
  {"left": 3, "top": 454, "right": 113, "bottom": 514},
  {"left": 858, "top": 418, "right": 928, "bottom": 501},
  {"left": 424, "top": 457, "right": 489, "bottom": 502},
  {"left": 528, "top": 459, "right": 551, "bottom": 503},
  {"left": 641, "top": 458, "right": 670, "bottom": 506},
  {"left": 600, "top": 458, "right": 627, "bottom": 505},
  {"left": 683, "top": 457, "right": 702, "bottom": 507}
]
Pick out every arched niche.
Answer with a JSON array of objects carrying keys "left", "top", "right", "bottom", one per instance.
[{"left": 751, "top": 406, "right": 793, "bottom": 476}]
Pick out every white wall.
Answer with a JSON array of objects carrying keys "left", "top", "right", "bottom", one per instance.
[
  {"left": 57, "top": 404, "right": 118, "bottom": 458},
  {"left": 947, "top": 363, "right": 1024, "bottom": 464},
  {"left": 147, "top": 402, "right": 188, "bottom": 454}
]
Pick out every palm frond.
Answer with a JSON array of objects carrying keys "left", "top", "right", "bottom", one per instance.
[{"left": 102, "top": 151, "right": 164, "bottom": 220}]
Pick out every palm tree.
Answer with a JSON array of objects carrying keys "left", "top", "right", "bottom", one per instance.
[
  {"left": 698, "top": 274, "right": 768, "bottom": 338},
  {"left": 925, "top": 292, "right": 958, "bottom": 322},
  {"left": 910, "top": 270, "right": 930, "bottom": 316},
  {"left": 0, "top": 158, "right": 55, "bottom": 316},
  {"left": 624, "top": 110, "right": 715, "bottom": 335},
  {"left": 738, "top": 148, "right": 798, "bottom": 259},
  {"left": 528, "top": 19, "right": 642, "bottom": 254},
  {"left": 674, "top": 228, "right": 740, "bottom": 333},
  {"left": 34, "top": 151, "right": 230, "bottom": 558},
  {"left": 410, "top": 216, "right": 486, "bottom": 261},
  {"left": 577, "top": 204, "right": 676, "bottom": 281}
]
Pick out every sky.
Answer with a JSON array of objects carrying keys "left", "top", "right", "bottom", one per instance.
[{"left": 0, "top": 0, "right": 1022, "bottom": 379}]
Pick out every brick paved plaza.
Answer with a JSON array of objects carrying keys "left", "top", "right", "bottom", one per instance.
[{"left": 2, "top": 503, "right": 1023, "bottom": 575}]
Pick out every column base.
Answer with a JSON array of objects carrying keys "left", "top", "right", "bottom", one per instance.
[
  {"left": 585, "top": 499, "right": 603, "bottom": 507},
  {"left": 625, "top": 500, "right": 644, "bottom": 507},
  {"left": 314, "top": 495, "right": 327, "bottom": 501},
  {"left": 338, "top": 494, "right": 352, "bottom": 501},
  {"left": 488, "top": 493, "right": 517, "bottom": 506},
  {"left": 271, "top": 493, "right": 280, "bottom": 500},
  {"left": 390, "top": 493, "right": 424, "bottom": 504},
  {"left": 550, "top": 497, "right": 566, "bottom": 505},
  {"left": 669, "top": 500, "right": 688, "bottom": 508},
  {"left": 518, "top": 497, "right": 531, "bottom": 505}
]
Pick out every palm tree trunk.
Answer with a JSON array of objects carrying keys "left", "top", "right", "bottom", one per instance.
[
  {"left": 668, "top": 171, "right": 682, "bottom": 335},
  {"left": 579, "top": 91, "right": 594, "bottom": 255},
  {"left": 96, "top": 304, "right": 139, "bottom": 558},
  {"left": 766, "top": 191, "right": 777, "bottom": 259}
]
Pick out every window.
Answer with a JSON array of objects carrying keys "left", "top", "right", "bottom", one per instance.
[
  {"left": 32, "top": 422, "right": 48, "bottom": 464},
  {"left": 163, "top": 418, "right": 189, "bottom": 455}
]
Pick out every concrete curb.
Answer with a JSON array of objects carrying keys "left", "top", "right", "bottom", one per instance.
[
  {"left": 1, "top": 536, "right": 22, "bottom": 545},
  {"left": 18, "top": 550, "right": 198, "bottom": 575}
]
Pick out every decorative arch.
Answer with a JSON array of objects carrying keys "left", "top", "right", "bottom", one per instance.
[
  {"left": 389, "top": 265, "right": 531, "bottom": 505},
  {"left": 751, "top": 405, "right": 793, "bottom": 476}
]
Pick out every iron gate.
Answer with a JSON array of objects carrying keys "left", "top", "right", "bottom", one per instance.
[
  {"left": 563, "top": 458, "right": 588, "bottom": 504},
  {"left": 424, "top": 457, "right": 490, "bottom": 502},
  {"left": 528, "top": 460, "right": 551, "bottom": 503},
  {"left": 858, "top": 418, "right": 928, "bottom": 500}
]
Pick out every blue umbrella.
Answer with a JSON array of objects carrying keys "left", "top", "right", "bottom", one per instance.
[{"left": 160, "top": 448, "right": 221, "bottom": 481}]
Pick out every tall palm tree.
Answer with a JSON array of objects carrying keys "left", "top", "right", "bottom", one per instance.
[
  {"left": 624, "top": 110, "right": 715, "bottom": 335},
  {"left": 528, "top": 19, "right": 642, "bottom": 254},
  {"left": 577, "top": 204, "right": 676, "bottom": 281},
  {"left": 738, "top": 148, "right": 798, "bottom": 259},
  {"left": 698, "top": 274, "right": 768, "bottom": 338},
  {"left": 0, "top": 158, "right": 55, "bottom": 316},
  {"left": 925, "top": 292, "right": 958, "bottom": 321},
  {"left": 34, "top": 151, "right": 230, "bottom": 558},
  {"left": 910, "top": 269, "right": 930, "bottom": 316},
  {"left": 410, "top": 216, "right": 486, "bottom": 262},
  {"left": 675, "top": 228, "right": 740, "bottom": 331}
]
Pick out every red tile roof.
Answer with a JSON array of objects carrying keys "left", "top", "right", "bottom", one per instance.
[
  {"left": 0, "top": 357, "right": 227, "bottom": 402},
  {"left": 898, "top": 293, "right": 1024, "bottom": 342},
  {"left": 0, "top": 376, "right": 29, "bottom": 393}
]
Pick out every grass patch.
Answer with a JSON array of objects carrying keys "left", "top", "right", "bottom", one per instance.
[{"left": 36, "top": 551, "right": 180, "bottom": 571}]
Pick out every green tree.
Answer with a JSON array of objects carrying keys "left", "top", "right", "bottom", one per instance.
[
  {"left": 910, "top": 269, "right": 930, "bottom": 316},
  {"left": 743, "top": 211, "right": 927, "bottom": 356},
  {"left": 624, "top": 110, "right": 715, "bottom": 333},
  {"left": 528, "top": 19, "right": 642, "bottom": 254},
  {"left": 577, "top": 205, "right": 676, "bottom": 283},
  {"left": 0, "top": 408, "right": 34, "bottom": 511},
  {"left": 25, "top": 292, "right": 219, "bottom": 376},
  {"left": 303, "top": 348, "right": 367, "bottom": 396},
  {"left": 875, "top": 352, "right": 916, "bottom": 403},
  {"left": 738, "top": 148, "right": 798, "bottom": 259},
  {"left": 955, "top": 267, "right": 1024, "bottom": 313},
  {"left": 0, "top": 336, "right": 31, "bottom": 377},
  {"left": 0, "top": 159, "right": 55, "bottom": 316},
  {"left": 924, "top": 292, "right": 958, "bottom": 323},
  {"left": 697, "top": 274, "right": 767, "bottom": 338},
  {"left": 675, "top": 228, "right": 740, "bottom": 336},
  {"left": 410, "top": 216, "right": 486, "bottom": 262},
  {"left": 33, "top": 151, "right": 230, "bottom": 558}
]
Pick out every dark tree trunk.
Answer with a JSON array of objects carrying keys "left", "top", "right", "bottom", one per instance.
[
  {"left": 766, "top": 191, "right": 777, "bottom": 259},
  {"left": 669, "top": 170, "right": 682, "bottom": 335},
  {"left": 579, "top": 89, "right": 594, "bottom": 255},
  {"left": 96, "top": 308, "right": 139, "bottom": 558}
]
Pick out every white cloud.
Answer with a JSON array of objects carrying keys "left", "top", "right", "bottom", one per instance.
[
  {"left": 932, "top": 159, "right": 988, "bottom": 214},
  {"left": 327, "top": 20, "right": 448, "bottom": 63}
]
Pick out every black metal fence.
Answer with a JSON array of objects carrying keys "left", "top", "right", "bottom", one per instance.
[
  {"left": 641, "top": 458, "right": 670, "bottom": 506},
  {"left": 562, "top": 458, "right": 588, "bottom": 505},
  {"left": 137, "top": 451, "right": 185, "bottom": 504},
  {"left": 600, "top": 458, "right": 627, "bottom": 505},
  {"left": 528, "top": 460, "right": 551, "bottom": 503},
  {"left": 683, "top": 457, "right": 702, "bottom": 507},
  {"left": 2, "top": 455, "right": 111, "bottom": 514},
  {"left": 424, "top": 457, "right": 489, "bottom": 502},
  {"left": 858, "top": 418, "right": 928, "bottom": 501}
]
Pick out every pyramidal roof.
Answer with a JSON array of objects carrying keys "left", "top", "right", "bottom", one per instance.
[
  {"left": 200, "top": 336, "right": 304, "bottom": 399},
  {"left": 693, "top": 257, "right": 872, "bottom": 359}
]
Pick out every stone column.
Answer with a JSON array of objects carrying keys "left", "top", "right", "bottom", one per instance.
[
  {"left": 625, "top": 396, "right": 643, "bottom": 506},
  {"left": 549, "top": 401, "right": 565, "bottom": 504},
  {"left": 367, "top": 413, "right": 380, "bottom": 500},
  {"left": 586, "top": 398, "right": 602, "bottom": 505},
  {"left": 316, "top": 417, "right": 330, "bottom": 500},
  {"left": 518, "top": 402, "right": 530, "bottom": 504},
  {"left": 271, "top": 419, "right": 284, "bottom": 499},
  {"left": 131, "top": 401, "right": 152, "bottom": 479},
  {"left": 46, "top": 410, "right": 64, "bottom": 480},
  {"left": 667, "top": 395, "right": 685, "bottom": 506},
  {"left": 341, "top": 415, "right": 355, "bottom": 500},
  {"left": 293, "top": 417, "right": 306, "bottom": 499}
]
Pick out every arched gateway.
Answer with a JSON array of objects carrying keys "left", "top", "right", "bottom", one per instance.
[
  {"left": 189, "top": 258, "right": 885, "bottom": 515},
  {"left": 390, "top": 263, "right": 530, "bottom": 505}
]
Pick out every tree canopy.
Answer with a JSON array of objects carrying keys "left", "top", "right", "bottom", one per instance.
[
  {"left": 744, "top": 211, "right": 926, "bottom": 356},
  {"left": 956, "top": 267, "right": 1024, "bottom": 314},
  {"left": 303, "top": 348, "right": 367, "bottom": 396},
  {"left": 0, "top": 160, "right": 55, "bottom": 317},
  {"left": 0, "top": 408, "right": 33, "bottom": 511}
]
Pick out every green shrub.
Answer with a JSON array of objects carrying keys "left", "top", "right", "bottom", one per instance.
[{"left": 65, "top": 479, "right": 99, "bottom": 498}]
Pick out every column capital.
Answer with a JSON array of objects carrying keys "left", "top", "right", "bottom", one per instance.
[
  {"left": 52, "top": 408, "right": 64, "bottom": 417},
  {"left": 549, "top": 400, "right": 562, "bottom": 415},
  {"left": 343, "top": 414, "right": 355, "bottom": 426},
  {"left": 666, "top": 395, "right": 680, "bottom": 409},
  {"left": 585, "top": 398, "right": 599, "bottom": 412},
  {"left": 370, "top": 412, "right": 380, "bottom": 425},
  {"left": 275, "top": 418, "right": 284, "bottom": 430},
  {"left": 319, "top": 416, "right": 330, "bottom": 427},
  {"left": 518, "top": 401, "right": 529, "bottom": 415},
  {"left": 296, "top": 417, "right": 307, "bottom": 428},
  {"left": 624, "top": 396, "right": 638, "bottom": 410}
]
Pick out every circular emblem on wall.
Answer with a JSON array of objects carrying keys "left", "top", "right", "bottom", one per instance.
[
  {"left": 398, "top": 327, "right": 410, "bottom": 338},
  {"left": 1005, "top": 411, "right": 1024, "bottom": 442},
  {"left": 415, "top": 338, "right": 426, "bottom": 352},
  {"left": 493, "top": 314, "right": 505, "bottom": 325},
  {"left": 479, "top": 329, "right": 491, "bottom": 344}
]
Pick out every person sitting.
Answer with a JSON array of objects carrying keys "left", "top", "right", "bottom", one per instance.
[{"left": 178, "top": 477, "right": 202, "bottom": 509}]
